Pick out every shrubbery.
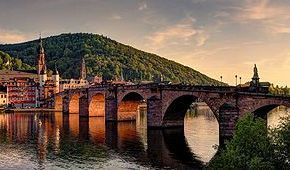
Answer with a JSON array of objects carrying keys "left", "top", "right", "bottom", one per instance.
[{"left": 207, "top": 113, "right": 290, "bottom": 169}]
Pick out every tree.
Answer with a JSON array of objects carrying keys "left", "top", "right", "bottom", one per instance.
[
  {"left": 269, "top": 115, "right": 290, "bottom": 168},
  {"left": 207, "top": 113, "right": 281, "bottom": 169}
]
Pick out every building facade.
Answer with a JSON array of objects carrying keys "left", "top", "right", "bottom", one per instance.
[
  {"left": 0, "top": 86, "right": 8, "bottom": 108},
  {"left": 3, "top": 78, "right": 38, "bottom": 108},
  {"left": 0, "top": 36, "right": 90, "bottom": 108}
]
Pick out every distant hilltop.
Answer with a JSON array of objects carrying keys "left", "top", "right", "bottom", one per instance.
[{"left": 0, "top": 33, "right": 225, "bottom": 86}]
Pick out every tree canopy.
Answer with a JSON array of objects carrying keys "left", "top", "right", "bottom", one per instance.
[{"left": 0, "top": 51, "right": 34, "bottom": 71}]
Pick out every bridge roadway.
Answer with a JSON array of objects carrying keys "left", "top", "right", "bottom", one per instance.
[{"left": 47, "top": 83, "right": 290, "bottom": 143}]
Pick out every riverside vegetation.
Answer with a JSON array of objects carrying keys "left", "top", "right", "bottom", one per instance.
[{"left": 207, "top": 113, "right": 290, "bottom": 169}]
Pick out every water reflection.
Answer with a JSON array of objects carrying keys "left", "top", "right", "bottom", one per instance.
[{"left": 0, "top": 105, "right": 286, "bottom": 169}]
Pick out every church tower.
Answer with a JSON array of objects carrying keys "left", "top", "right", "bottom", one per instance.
[
  {"left": 37, "top": 36, "right": 46, "bottom": 75},
  {"left": 80, "top": 56, "right": 87, "bottom": 80}
]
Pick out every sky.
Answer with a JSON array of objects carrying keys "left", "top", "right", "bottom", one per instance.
[{"left": 0, "top": 0, "right": 290, "bottom": 86}]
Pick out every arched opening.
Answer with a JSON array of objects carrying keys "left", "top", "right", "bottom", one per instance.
[
  {"left": 163, "top": 95, "right": 198, "bottom": 127},
  {"left": 89, "top": 93, "right": 105, "bottom": 117},
  {"left": 117, "top": 92, "right": 145, "bottom": 121},
  {"left": 69, "top": 93, "right": 80, "bottom": 114},
  {"left": 253, "top": 104, "right": 290, "bottom": 128},
  {"left": 163, "top": 95, "right": 219, "bottom": 163},
  {"left": 54, "top": 95, "right": 63, "bottom": 111}
]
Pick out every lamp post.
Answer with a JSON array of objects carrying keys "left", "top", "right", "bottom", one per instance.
[
  {"left": 235, "top": 75, "right": 238, "bottom": 86},
  {"left": 220, "top": 76, "right": 223, "bottom": 82},
  {"left": 239, "top": 77, "right": 242, "bottom": 85}
]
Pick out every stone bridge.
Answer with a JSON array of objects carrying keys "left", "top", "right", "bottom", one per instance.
[{"left": 47, "top": 83, "right": 290, "bottom": 143}]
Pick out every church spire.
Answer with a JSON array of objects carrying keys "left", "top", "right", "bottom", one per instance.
[
  {"left": 38, "top": 34, "right": 44, "bottom": 54},
  {"left": 80, "top": 56, "right": 87, "bottom": 80},
  {"left": 37, "top": 35, "right": 46, "bottom": 75}
]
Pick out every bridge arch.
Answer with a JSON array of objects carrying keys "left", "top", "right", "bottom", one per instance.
[
  {"left": 69, "top": 93, "right": 80, "bottom": 114},
  {"left": 89, "top": 93, "right": 105, "bottom": 117},
  {"left": 117, "top": 92, "right": 146, "bottom": 121},
  {"left": 162, "top": 94, "right": 218, "bottom": 127},
  {"left": 253, "top": 104, "right": 280, "bottom": 119},
  {"left": 239, "top": 98, "right": 290, "bottom": 118}
]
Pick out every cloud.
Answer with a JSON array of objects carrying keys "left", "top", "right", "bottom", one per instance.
[
  {"left": 191, "top": 0, "right": 207, "bottom": 4},
  {"left": 139, "top": 1, "right": 147, "bottom": 11},
  {"left": 241, "top": 0, "right": 283, "bottom": 20},
  {"left": 196, "top": 31, "right": 210, "bottom": 47},
  {"left": 231, "top": 0, "right": 290, "bottom": 34},
  {"left": 0, "top": 29, "right": 29, "bottom": 44},
  {"left": 147, "top": 24, "right": 197, "bottom": 48},
  {"left": 269, "top": 23, "right": 290, "bottom": 34},
  {"left": 110, "top": 14, "right": 122, "bottom": 20},
  {"left": 146, "top": 19, "right": 209, "bottom": 50}
]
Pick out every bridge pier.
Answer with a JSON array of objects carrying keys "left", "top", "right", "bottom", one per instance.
[
  {"left": 105, "top": 97, "right": 118, "bottom": 121},
  {"left": 79, "top": 96, "right": 89, "bottom": 117},
  {"left": 219, "top": 104, "right": 239, "bottom": 145},
  {"left": 147, "top": 96, "right": 163, "bottom": 128}
]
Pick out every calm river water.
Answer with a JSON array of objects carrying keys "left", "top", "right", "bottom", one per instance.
[{"left": 0, "top": 105, "right": 289, "bottom": 170}]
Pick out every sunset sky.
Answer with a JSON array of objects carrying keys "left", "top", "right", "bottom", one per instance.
[{"left": 0, "top": 0, "right": 290, "bottom": 85}]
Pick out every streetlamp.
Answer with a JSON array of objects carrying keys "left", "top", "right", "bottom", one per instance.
[
  {"left": 220, "top": 76, "right": 223, "bottom": 82},
  {"left": 235, "top": 75, "right": 238, "bottom": 86},
  {"left": 239, "top": 77, "right": 242, "bottom": 85}
]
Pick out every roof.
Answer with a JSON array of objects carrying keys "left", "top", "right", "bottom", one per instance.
[
  {"left": 259, "top": 82, "right": 271, "bottom": 86},
  {"left": 15, "top": 69, "right": 38, "bottom": 74},
  {"left": 0, "top": 70, "right": 37, "bottom": 76}
]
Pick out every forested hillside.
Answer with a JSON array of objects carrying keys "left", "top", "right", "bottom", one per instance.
[
  {"left": 0, "top": 51, "right": 34, "bottom": 71},
  {"left": 0, "top": 33, "right": 224, "bottom": 85}
]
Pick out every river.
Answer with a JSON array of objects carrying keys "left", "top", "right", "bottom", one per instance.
[{"left": 0, "top": 105, "right": 288, "bottom": 169}]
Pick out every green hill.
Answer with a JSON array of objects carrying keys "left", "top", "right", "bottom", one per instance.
[
  {"left": 0, "top": 50, "right": 34, "bottom": 71},
  {"left": 0, "top": 33, "right": 224, "bottom": 85}
]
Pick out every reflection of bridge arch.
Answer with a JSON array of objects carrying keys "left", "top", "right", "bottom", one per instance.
[
  {"left": 117, "top": 92, "right": 145, "bottom": 121},
  {"left": 89, "top": 93, "right": 105, "bottom": 117},
  {"left": 55, "top": 95, "right": 63, "bottom": 111},
  {"left": 69, "top": 93, "right": 80, "bottom": 114},
  {"left": 147, "top": 129, "right": 203, "bottom": 169}
]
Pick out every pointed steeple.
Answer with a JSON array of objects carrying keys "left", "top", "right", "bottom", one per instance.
[
  {"left": 38, "top": 34, "right": 44, "bottom": 54},
  {"left": 37, "top": 35, "right": 46, "bottom": 75}
]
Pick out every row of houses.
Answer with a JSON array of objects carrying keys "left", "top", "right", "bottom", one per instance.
[{"left": 0, "top": 36, "right": 89, "bottom": 108}]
